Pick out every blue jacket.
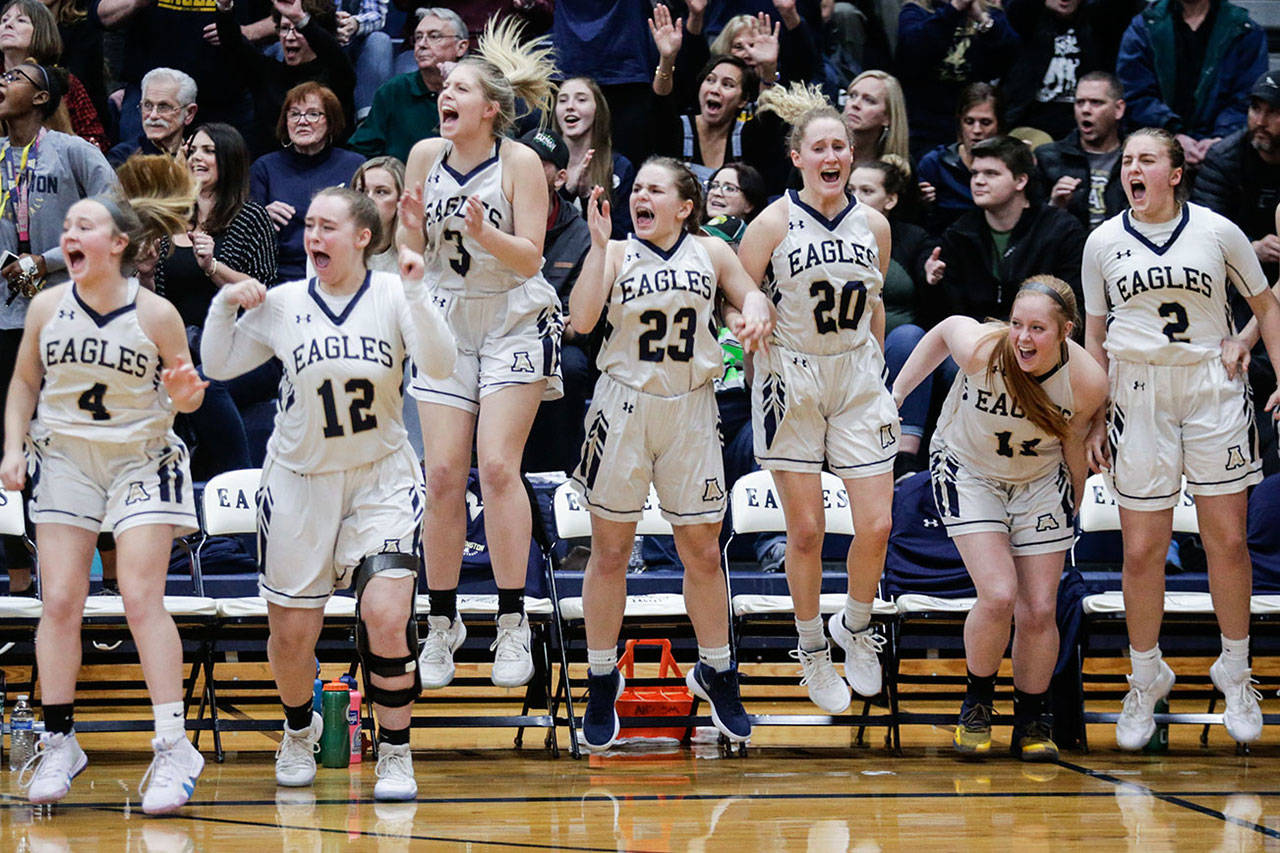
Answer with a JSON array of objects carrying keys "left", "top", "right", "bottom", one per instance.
[
  {"left": 916, "top": 143, "right": 975, "bottom": 235},
  {"left": 1115, "top": 0, "right": 1267, "bottom": 139}
]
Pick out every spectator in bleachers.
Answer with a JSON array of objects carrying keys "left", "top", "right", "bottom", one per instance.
[
  {"left": 214, "top": 0, "right": 355, "bottom": 154},
  {"left": 108, "top": 67, "right": 198, "bottom": 167},
  {"left": 703, "top": 6, "right": 822, "bottom": 92},
  {"left": 349, "top": 155, "right": 403, "bottom": 272},
  {"left": 393, "top": 0, "right": 550, "bottom": 47},
  {"left": 520, "top": 127, "right": 592, "bottom": 475},
  {"left": 703, "top": 161, "right": 768, "bottom": 243},
  {"left": 552, "top": 0, "right": 657, "bottom": 169},
  {"left": 649, "top": 5, "right": 788, "bottom": 193},
  {"left": 896, "top": 0, "right": 1018, "bottom": 160},
  {"left": 250, "top": 82, "right": 363, "bottom": 281},
  {"left": 844, "top": 70, "right": 910, "bottom": 165},
  {"left": 154, "top": 122, "right": 275, "bottom": 478},
  {"left": 349, "top": 8, "right": 468, "bottom": 163},
  {"left": 553, "top": 76, "right": 634, "bottom": 239},
  {"left": 43, "top": 0, "right": 107, "bottom": 126},
  {"left": 1002, "top": 0, "right": 1119, "bottom": 140},
  {"left": 2, "top": 0, "right": 107, "bottom": 150},
  {"left": 332, "top": 0, "right": 392, "bottom": 121},
  {"left": 917, "top": 82, "right": 1002, "bottom": 234},
  {"left": 1035, "top": 71, "right": 1128, "bottom": 233},
  {"left": 0, "top": 61, "right": 117, "bottom": 596},
  {"left": 926, "top": 135, "right": 1087, "bottom": 327},
  {"left": 1115, "top": 0, "right": 1268, "bottom": 167}
]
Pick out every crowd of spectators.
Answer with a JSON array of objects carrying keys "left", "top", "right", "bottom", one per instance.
[{"left": 1, "top": 0, "right": 1280, "bottom": 583}]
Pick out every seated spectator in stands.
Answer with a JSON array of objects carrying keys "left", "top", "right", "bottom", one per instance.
[
  {"left": 1116, "top": 0, "right": 1267, "bottom": 166},
  {"left": 349, "top": 8, "right": 467, "bottom": 163},
  {"left": 348, "top": 156, "right": 404, "bottom": 273},
  {"left": 855, "top": 156, "right": 941, "bottom": 478},
  {"left": 1035, "top": 71, "right": 1128, "bottom": 232},
  {"left": 896, "top": 0, "right": 1018, "bottom": 160},
  {"left": 1003, "top": 0, "right": 1116, "bottom": 140},
  {"left": 519, "top": 128, "right": 592, "bottom": 475},
  {"left": 2, "top": 0, "right": 106, "bottom": 150},
  {"left": 215, "top": 0, "right": 355, "bottom": 154},
  {"left": 844, "top": 69, "right": 911, "bottom": 165},
  {"left": 699, "top": 6, "right": 822, "bottom": 95},
  {"left": 649, "top": 5, "right": 787, "bottom": 192},
  {"left": 250, "top": 82, "right": 364, "bottom": 281},
  {"left": 153, "top": 123, "right": 275, "bottom": 478},
  {"left": 392, "top": 0, "right": 550, "bottom": 53},
  {"left": 927, "top": 136, "right": 1087, "bottom": 327},
  {"left": 108, "top": 67, "right": 198, "bottom": 167},
  {"left": 917, "top": 82, "right": 1002, "bottom": 234},
  {"left": 554, "top": 76, "right": 634, "bottom": 239},
  {"left": 45, "top": 0, "right": 106, "bottom": 125},
  {"left": 333, "top": 0, "right": 392, "bottom": 121},
  {"left": 702, "top": 161, "right": 768, "bottom": 245}
]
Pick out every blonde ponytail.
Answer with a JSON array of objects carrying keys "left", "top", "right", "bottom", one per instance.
[
  {"left": 110, "top": 154, "right": 197, "bottom": 268},
  {"left": 464, "top": 16, "right": 558, "bottom": 136},
  {"left": 758, "top": 82, "right": 848, "bottom": 153}
]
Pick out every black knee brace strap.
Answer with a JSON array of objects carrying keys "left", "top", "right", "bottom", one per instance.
[{"left": 353, "top": 553, "right": 422, "bottom": 707}]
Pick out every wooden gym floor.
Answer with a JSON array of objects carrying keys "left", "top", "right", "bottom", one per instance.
[{"left": 3, "top": 660, "right": 1280, "bottom": 851}]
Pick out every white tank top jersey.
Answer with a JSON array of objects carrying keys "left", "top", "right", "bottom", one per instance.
[
  {"left": 596, "top": 233, "right": 722, "bottom": 396},
  {"left": 1082, "top": 202, "right": 1270, "bottom": 365},
  {"left": 764, "top": 190, "right": 884, "bottom": 356},
  {"left": 934, "top": 349, "right": 1075, "bottom": 484},
  {"left": 421, "top": 139, "right": 525, "bottom": 296},
  {"left": 36, "top": 280, "right": 172, "bottom": 443},
  {"left": 232, "top": 271, "right": 415, "bottom": 474}
]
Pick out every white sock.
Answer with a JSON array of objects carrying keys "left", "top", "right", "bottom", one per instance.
[
  {"left": 1129, "top": 645, "right": 1162, "bottom": 687},
  {"left": 795, "top": 615, "right": 826, "bottom": 652},
  {"left": 588, "top": 647, "right": 618, "bottom": 677},
  {"left": 844, "top": 597, "right": 873, "bottom": 634},
  {"left": 153, "top": 701, "right": 185, "bottom": 744},
  {"left": 699, "top": 644, "right": 732, "bottom": 673},
  {"left": 1220, "top": 634, "right": 1250, "bottom": 672}
]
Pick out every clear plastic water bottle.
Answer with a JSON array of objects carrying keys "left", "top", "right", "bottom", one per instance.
[{"left": 10, "top": 695, "right": 34, "bottom": 770}]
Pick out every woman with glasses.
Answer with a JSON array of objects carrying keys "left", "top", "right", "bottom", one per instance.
[
  {"left": 0, "top": 60, "right": 115, "bottom": 596},
  {"left": 214, "top": 0, "right": 355, "bottom": 153},
  {"left": 250, "top": 82, "right": 364, "bottom": 282}
]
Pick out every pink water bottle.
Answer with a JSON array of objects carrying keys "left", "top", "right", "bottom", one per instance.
[{"left": 348, "top": 688, "right": 362, "bottom": 764}]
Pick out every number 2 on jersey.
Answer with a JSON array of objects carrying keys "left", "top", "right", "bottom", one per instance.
[
  {"left": 811, "top": 280, "right": 867, "bottom": 334},
  {"left": 77, "top": 382, "right": 110, "bottom": 421},
  {"left": 317, "top": 378, "right": 377, "bottom": 438},
  {"left": 1158, "top": 302, "right": 1190, "bottom": 343},
  {"left": 637, "top": 307, "right": 697, "bottom": 362}
]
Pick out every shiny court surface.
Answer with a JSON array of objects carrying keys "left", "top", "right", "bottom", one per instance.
[{"left": 3, "top": 731, "right": 1279, "bottom": 851}]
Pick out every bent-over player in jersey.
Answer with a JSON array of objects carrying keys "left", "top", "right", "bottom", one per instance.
[
  {"left": 397, "top": 19, "right": 561, "bottom": 693},
  {"left": 200, "top": 189, "right": 456, "bottom": 801},
  {"left": 0, "top": 157, "right": 208, "bottom": 814},
  {"left": 894, "top": 277, "right": 1107, "bottom": 760},
  {"left": 737, "top": 84, "right": 898, "bottom": 715},
  {"left": 570, "top": 158, "right": 772, "bottom": 751},
  {"left": 1083, "top": 128, "right": 1280, "bottom": 749}
]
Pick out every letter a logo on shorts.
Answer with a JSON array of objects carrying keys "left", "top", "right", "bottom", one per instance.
[
  {"left": 125, "top": 481, "right": 150, "bottom": 505},
  {"left": 1035, "top": 513, "right": 1060, "bottom": 532},
  {"left": 1226, "top": 445, "right": 1246, "bottom": 471},
  {"left": 880, "top": 424, "right": 896, "bottom": 449},
  {"left": 702, "top": 478, "right": 725, "bottom": 502},
  {"left": 511, "top": 351, "right": 535, "bottom": 373}
]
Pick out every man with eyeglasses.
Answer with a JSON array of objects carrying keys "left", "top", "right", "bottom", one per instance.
[
  {"left": 348, "top": 7, "right": 467, "bottom": 162},
  {"left": 107, "top": 68, "right": 198, "bottom": 168}
]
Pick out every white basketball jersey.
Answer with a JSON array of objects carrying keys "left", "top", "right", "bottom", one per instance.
[
  {"left": 234, "top": 272, "right": 413, "bottom": 474},
  {"left": 421, "top": 140, "right": 522, "bottom": 296},
  {"left": 1082, "top": 203, "right": 1269, "bottom": 365},
  {"left": 37, "top": 281, "right": 171, "bottom": 443},
  {"left": 764, "top": 190, "right": 884, "bottom": 356},
  {"left": 934, "top": 351, "right": 1075, "bottom": 484},
  {"left": 596, "top": 233, "right": 721, "bottom": 396}
]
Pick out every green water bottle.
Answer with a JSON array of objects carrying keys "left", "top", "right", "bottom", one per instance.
[
  {"left": 1143, "top": 698, "right": 1170, "bottom": 753},
  {"left": 320, "top": 680, "right": 351, "bottom": 768}
]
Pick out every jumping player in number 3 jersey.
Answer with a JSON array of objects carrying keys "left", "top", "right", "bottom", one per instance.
[{"left": 1082, "top": 128, "right": 1280, "bottom": 750}]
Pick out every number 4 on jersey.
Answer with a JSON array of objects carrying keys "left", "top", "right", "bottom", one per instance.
[{"left": 78, "top": 382, "right": 111, "bottom": 420}]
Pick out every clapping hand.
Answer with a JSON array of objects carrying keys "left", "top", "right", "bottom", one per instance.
[
  {"left": 649, "top": 3, "right": 684, "bottom": 61},
  {"left": 161, "top": 355, "right": 210, "bottom": 410},
  {"left": 585, "top": 185, "right": 612, "bottom": 247}
]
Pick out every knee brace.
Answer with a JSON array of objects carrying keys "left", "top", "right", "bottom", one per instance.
[{"left": 354, "top": 553, "right": 421, "bottom": 707}]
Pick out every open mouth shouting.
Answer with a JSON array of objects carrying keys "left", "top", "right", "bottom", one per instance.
[
  {"left": 1128, "top": 177, "right": 1146, "bottom": 204},
  {"left": 633, "top": 203, "right": 655, "bottom": 229}
]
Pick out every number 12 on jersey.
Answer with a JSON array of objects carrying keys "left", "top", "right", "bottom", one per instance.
[{"left": 317, "top": 378, "right": 377, "bottom": 438}]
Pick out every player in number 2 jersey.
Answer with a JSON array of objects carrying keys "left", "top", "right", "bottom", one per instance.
[{"left": 1083, "top": 128, "right": 1280, "bottom": 750}]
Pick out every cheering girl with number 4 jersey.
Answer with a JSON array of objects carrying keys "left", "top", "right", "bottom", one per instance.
[
  {"left": 1082, "top": 128, "right": 1280, "bottom": 751},
  {"left": 397, "top": 19, "right": 561, "bottom": 693},
  {"left": 893, "top": 277, "right": 1107, "bottom": 761},
  {"left": 737, "top": 84, "right": 899, "bottom": 717},
  {"left": 569, "top": 158, "right": 772, "bottom": 752}
]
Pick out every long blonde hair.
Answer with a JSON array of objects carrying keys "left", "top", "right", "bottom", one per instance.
[
  {"left": 457, "top": 17, "right": 557, "bottom": 136},
  {"left": 981, "top": 275, "right": 1078, "bottom": 442},
  {"left": 710, "top": 15, "right": 754, "bottom": 58},
  {"left": 846, "top": 70, "right": 910, "bottom": 163},
  {"left": 111, "top": 155, "right": 198, "bottom": 268}
]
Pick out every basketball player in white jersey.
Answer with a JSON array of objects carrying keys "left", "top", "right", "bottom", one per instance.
[
  {"left": 894, "top": 277, "right": 1107, "bottom": 760},
  {"left": 397, "top": 19, "right": 560, "bottom": 691},
  {"left": 570, "top": 158, "right": 772, "bottom": 751},
  {"left": 200, "top": 188, "right": 454, "bottom": 801},
  {"left": 1083, "top": 128, "right": 1280, "bottom": 749},
  {"left": 0, "top": 157, "right": 206, "bottom": 813},
  {"left": 736, "top": 84, "right": 898, "bottom": 715}
]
